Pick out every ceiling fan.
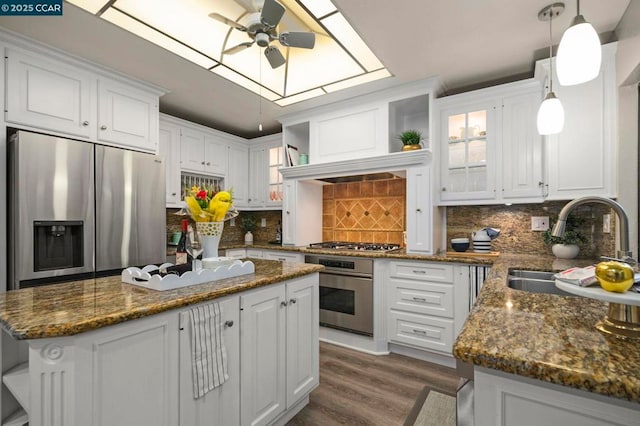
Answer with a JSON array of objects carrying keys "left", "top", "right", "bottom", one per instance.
[{"left": 209, "top": 0, "right": 316, "bottom": 69}]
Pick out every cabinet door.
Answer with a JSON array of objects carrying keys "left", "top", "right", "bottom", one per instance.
[
  {"left": 240, "top": 285, "right": 287, "bottom": 426},
  {"left": 266, "top": 145, "right": 284, "bottom": 207},
  {"left": 544, "top": 46, "right": 616, "bottom": 199},
  {"left": 179, "top": 296, "right": 240, "bottom": 426},
  {"left": 248, "top": 148, "right": 266, "bottom": 206},
  {"left": 282, "top": 180, "right": 296, "bottom": 245},
  {"left": 97, "top": 78, "right": 159, "bottom": 152},
  {"left": 204, "top": 136, "right": 228, "bottom": 176},
  {"left": 159, "top": 121, "right": 181, "bottom": 206},
  {"left": 228, "top": 144, "right": 249, "bottom": 207},
  {"left": 180, "top": 128, "right": 206, "bottom": 173},
  {"left": 6, "top": 48, "right": 94, "bottom": 138},
  {"left": 73, "top": 312, "right": 180, "bottom": 426},
  {"left": 285, "top": 276, "right": 319, "bottom": 408},
  {"left": 440, "top": 103, "right": 496, "bottom": 202},
  {"left": 501, "top": 92, "right": 544, "bottom": 200},
  {"left": 406, "top": 166, "right": 432, "bottom": 253}
]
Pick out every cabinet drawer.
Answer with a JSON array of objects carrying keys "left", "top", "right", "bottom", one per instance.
[
  {"left": 388, "top": 278, "right": 453, "bottom": 318},
  {"left": 263, "top": 251, "right": 303, "bottom": 263},
  {"left": 388, "top": 261, "right": 454, "bottom": 282},
  {"left": 246, "top": 248, "right": 263, "bottom": 258},
  {"left": 225, "top": 248, "right": 247, "bottom": 259},
  {"left": 388, "top": 311, "right": 454, "bottom": 353}
]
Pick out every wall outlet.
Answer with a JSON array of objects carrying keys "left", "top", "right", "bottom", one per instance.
[
  {"left": 531, "top": 216, "right": 549, "bottom": 231},
  {"left": 230, "top": 217, "right": 235, "bottom": 227},
  {"left": 261, "top": 218, "right": 267, "bottom": 227},
  {"left": 603, "top": 214, "right": 611, "bottom": 233}
]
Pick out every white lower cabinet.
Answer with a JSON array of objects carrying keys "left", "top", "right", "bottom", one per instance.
[
  {"left": 225, "top": 248, "right": 248, "bottom": 259},
  {"left": 386, "top": 260, "right": 469, "bottom": 356},
  {"left": 179, "top": 296, "right": 240, "bottom": 426},
  {"left": 474, "top": 367, "right": 640, "bottom": 426},
  {"left": 240, "top": 275, "right": 319, "bottom": 426}
]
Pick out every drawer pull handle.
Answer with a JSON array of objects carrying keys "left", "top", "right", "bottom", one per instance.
[
  {"left": 413, "top": 329, "right": 427, "bottom": 335},
  {"left": 289, "top": 298, "right": 297, "bottom": 304},
  {"left": 278, "top": 258, "right": 286, "bottom": 261},
  {"left": 280, "top": 301, "right": 288, "bottom": 307},
  {"left": 412, "top": 297, "right": 427, "bottom": 302},
  {"left": 413, "top": 270, "right": 426, "bottom": 274},
  {"left": 100, "top": 125, "right": 107, "bottom": 130},
  {"left": 82, "top": 121, "right": 89, "bottom": 126},
  {"left": 224, "top": 320, "right": 234, "bottom": 328}
]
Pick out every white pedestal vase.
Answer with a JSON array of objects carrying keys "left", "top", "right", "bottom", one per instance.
[
  {"left": 196, "top": 221, "right": 224, "bottom": 258},
  {"left": 552, "top": 244, "right": 580, "bottom": 259}
]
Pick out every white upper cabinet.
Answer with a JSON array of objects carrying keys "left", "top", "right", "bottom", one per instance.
[
  {"left": 204, "top": 136, "right": 228, "bottom": 176},
  {"left": 279, "top": 79, "right": 439, "bottom": 167},
  {"left": 6, "top": 47, "right": 94, "bottom": 139},
  {"left": 437, "top": 80, "right": 543, "bottom": 205},
  {"left": 5, "top": 46, "right": 162, "bottom": 153},
  {"left": 246, "top": 134, "right": 284, "bottom": 210},
  {"left": 535, "top": 43, "right": 617, "bottom": 200},
  {"left": 227, "top": 144, "right": 249, "bottom": 208},
  {"left": 180, "top": 128, "right": 208, "bottom": 173},
  {"left": 158, "top": 119, "right": 181, "bottom": 207},
  {"left": 97, "top": 78, "right": 159, "bottom": 152}
]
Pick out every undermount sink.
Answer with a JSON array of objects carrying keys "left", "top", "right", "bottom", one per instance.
[{"left": 507, "top": 269, "right": 574, "bottom": 297}]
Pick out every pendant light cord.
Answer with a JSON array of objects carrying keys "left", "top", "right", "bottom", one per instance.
[
  {"left": 577, "top": 0, "right": 580, "bottom": 16},
  {"left": 259, "top": 53, "right": 263, "bottom": 131},
  {"left": 549, "top": 8, "right": 554, "bottom": 93}
]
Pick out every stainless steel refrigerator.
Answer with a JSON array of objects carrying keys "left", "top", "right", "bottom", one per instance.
[{"left": 8, "top": 129, "right": 166, "bottom": 289}]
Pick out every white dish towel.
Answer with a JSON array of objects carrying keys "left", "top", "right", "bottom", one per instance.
[{"left": 189, "top": 301, "right": 229, "bottom": 399}]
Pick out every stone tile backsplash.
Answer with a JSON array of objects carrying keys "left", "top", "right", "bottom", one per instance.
[
  {"left": 322, "top": 178, "right": 406, "bottom": 244},
  {"left": 166, "top": 209, "right": 283, "bottom": 244},
  {"left": 446, "top": 201, "right": 616, "bottom": 258}
]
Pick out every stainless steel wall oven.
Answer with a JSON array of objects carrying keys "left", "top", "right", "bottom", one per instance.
[{"left": 305, "top": 254, "right": 374, "bottom": 336}]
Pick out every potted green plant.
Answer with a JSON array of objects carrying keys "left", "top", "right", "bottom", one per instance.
[
  {"left": 397, "top": 129, "right": 423, "bottom": 151},
  {"left": 542, "top": 216, "right": 588, "bottom": 259},
  {"left": 240, "top": 214, "right": 256, "bottom": 245}
]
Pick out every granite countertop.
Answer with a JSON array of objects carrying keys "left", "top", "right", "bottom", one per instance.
[
  {"left": 453, "top": 253, "right": 640, "bottom": 403},
  {"left": 219, "top": 243, "right": 496, "bottom": 265},
  {"left": 0, "top": 259, "right": 323, "bottom": 340}
]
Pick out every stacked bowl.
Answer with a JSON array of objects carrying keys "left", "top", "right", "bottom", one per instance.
[
  {"left": 450, "top": 238, "right": 470, "bottom": 252},
  {"left": 472, "top": 240, "right": 492, "bottom": 253}
]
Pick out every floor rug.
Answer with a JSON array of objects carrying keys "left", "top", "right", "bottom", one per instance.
[{"left": 404, "top": 386, "right": 456, "bottom": 426}]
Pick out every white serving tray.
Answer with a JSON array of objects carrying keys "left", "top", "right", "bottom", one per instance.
[
  {"left": 122, "top": 260, "right": 255, "bottom": 291},
  {"left": 555, "top": 279, "right": 640, "bottom": 306}
]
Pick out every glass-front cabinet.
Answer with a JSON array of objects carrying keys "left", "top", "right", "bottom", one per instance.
[
  {"left": 268, "top": 145, "right": 284, "bottom": 204},
  {"left": 440, "top": 104, "right": 496, "bottom": 201}
]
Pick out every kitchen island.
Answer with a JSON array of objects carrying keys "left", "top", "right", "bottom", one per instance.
[
  {"left": 453, "top": 254, "right": 640, "bottom": 425},
  {"left": 0, "top": 259, "right": 322, "bottom": 426}
]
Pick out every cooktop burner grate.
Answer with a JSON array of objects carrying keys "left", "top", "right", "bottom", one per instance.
[{"left": 308, "top": 241, "right": 401, "bottom": 252}]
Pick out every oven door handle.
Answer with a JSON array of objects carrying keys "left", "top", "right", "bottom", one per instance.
[{"left": 318, "top": 271, "right": 373, "bottom": 279}]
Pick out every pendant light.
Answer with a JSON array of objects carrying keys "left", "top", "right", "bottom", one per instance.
[
  {"left": 537, "top": 3, "right": 565, "bottom": 136},
  {"left": 556, "top": 0, "right": 601, "bottom": 86}
]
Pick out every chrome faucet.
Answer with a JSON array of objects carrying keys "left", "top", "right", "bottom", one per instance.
[{"left": 552, "top": 196, "right": 632, "bottom": 259}]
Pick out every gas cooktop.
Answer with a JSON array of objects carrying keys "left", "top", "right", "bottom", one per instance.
[{"left": 308, "top": 241, "right": 401, "bottom": 252}]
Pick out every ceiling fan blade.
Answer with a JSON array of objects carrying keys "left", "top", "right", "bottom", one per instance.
[
  {"left": 264, "top": 45, "right": 286, "bottom": 68},
  {"left": 260, "top": 0, "right": 285, "bottom": 28},
  {"left": 208, "top": 13, "right": 247, "bottom": 31},
  {"left": 279, "top": 32, "right": 315, "bottom": 49},
  {"left": 223, "top": 41, "right": 255, "bottom": 55}
]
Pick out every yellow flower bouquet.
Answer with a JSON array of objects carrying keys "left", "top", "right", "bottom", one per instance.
[
  {"left": 183, "top": 186, "right": 238, "bottom": 258},
  {"left": 184, "top": 186, "right": 236, "bottom": 222}
]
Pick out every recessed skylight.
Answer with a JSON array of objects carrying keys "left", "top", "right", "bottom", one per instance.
[{"left": 68, "top": 0, "right": 391, "bottom": 105}]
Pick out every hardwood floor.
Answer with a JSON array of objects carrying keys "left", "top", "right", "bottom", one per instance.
[{"left": 288, "top": 342, "right": 460, "bottom": 425}]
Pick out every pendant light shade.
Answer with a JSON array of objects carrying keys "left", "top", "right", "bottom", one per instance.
[
  {"left": 556, "top": 2, "right": 601, "bottom": 85},
  {"left": 537, "top": 3, "right": 565, "bottom": 136},
  {"left": 537, "top": 91, "right": 565, "bottom": 135}
]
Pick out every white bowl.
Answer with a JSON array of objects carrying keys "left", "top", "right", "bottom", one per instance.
[{"left": 451, "top": 238, "right": 469, "bottom": 243}]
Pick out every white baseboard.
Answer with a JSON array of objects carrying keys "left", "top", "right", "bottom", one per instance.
[
  {"left": 319, "top": 327, "right": 389, "bottom": 355},
  {"left": 388, "top": 343, "right": 456, "bottom": 369}
]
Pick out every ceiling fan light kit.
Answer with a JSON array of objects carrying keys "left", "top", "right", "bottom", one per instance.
[
  {"left": 556, "top": 0, "right": 602, "bottom": 86},
  {"left": 537, "top": 3, "right": 565, "bottom": 136}
]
